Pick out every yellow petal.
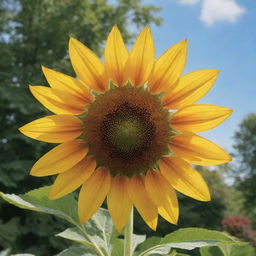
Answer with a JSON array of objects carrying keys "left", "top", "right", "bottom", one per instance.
[
  {"left": 171, "top": 104, "right": 233, "bottom": 132},
  {"left": 170, "top": 132, "right": 232, "bottom": 166},
  {"left": 69, "top": 37, "right": 107, "bottom": 92},
  {"left": 42, "top": 66, "right": 94, "bottom": 103},
  {"left": 159, "top": 156, "right": 211, "bottom": 201},
  {"left": 163, "top": 69, "right": 219, "bottom": 109},
  {"left": 148, "top": 40, "right": 187, "bottom": 94},
  {"left": 30, "top": 140, "right": 88, "bottom": 177},
  {"left": 49, "top": 156, "right": 96, "bottom": 200},
  {"left": 78, "top": 168, "right": 111, "bottom": 223},
  {"left": 19, "top": 115, "right": 83, "bottom": 143},
  {"left": 107, "top": 176, "right": 132, "bottom": 232},
  {"left": 145, "top": 170, "right": 179, "bottom": 224},
  {"left": 125, "top": 26, "right": 154, "bottom": 87},
  {"left": 126, "top": 175, "right": 158, "bottom": 230},
  {"left": 104, "top": 25, "right": 129, "bottom": 86},
  {"left": 29, "top": 86, "right": 86, "bottom": 115}
]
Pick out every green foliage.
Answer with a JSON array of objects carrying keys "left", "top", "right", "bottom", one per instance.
[
  {"left": 198, "top": 166, "right": 245, "bottom": 218},
  {"left": 0, "top": 217, "right": 20, "bottom": 249},
  {"left": 0, "top": 0, "right": 161, "bottom": 253},
  {"left": 1, "top": 187, "right": 250, "bottom": 256},
  {"left": 0, "top": 186, "right": 117, "bottom": 255},
  {"left": 233, "top": 114, "right": 256, "bottom": 224},
  {"left": 55, "top": 246, "right": 97, "bottom": 256},
  {"left": 233, "top": 114, "right": 256, "bottom": 175},
  {"left": 200, "top": 243, "right": 256, "bottom": 256},
  {"left": 1, "top": 186, "right": 79, "bottom": 224},
  {"left": 135, "top": 228, "right": 245, "bottom": 256}
]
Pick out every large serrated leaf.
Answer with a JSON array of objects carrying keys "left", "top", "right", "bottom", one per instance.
[
  {"left": 82, "top": 208, "right": 119, "bottom": 255},
  {"left": 132, "top": 234, "right": 146, "bottom": 252},
  {"left": 135, "top": 236, "right": 170, "bottom": 256},
  {"left": 55, "top": 246, "right": 98, "bottom": 256},
  {"left": 56, "top": 208, "right": 123, "bottom": 256},
  {"left": 56, "top": 228, "right": 96, "bottom": 250},
  {"left": 0, "top": 186, "right": 79, "bottom": 225},
  {"left": 135, "top": 228, "right": 245, "bottom": 256},
  {"left": 162, "top": 228, "right": 236, "bottom": 243},
  {"left": 57, "top": 209, "right": 145, "bottom": 256},
  {"left": 110, "top": 239, "right": 124, "bottom": 256},
  {"left": 200, "top": 243, "right": 256, "bottom": 256}
]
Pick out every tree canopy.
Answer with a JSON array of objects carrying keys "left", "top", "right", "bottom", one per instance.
[{"left": 233, "top": 114, "right": 256, "bottom": 223}]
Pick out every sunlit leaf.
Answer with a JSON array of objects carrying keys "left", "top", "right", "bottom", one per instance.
[
  {"left": 0, "top": 186, "right": 79, "bottom": 225},
  {"left": 135, "top": 228, "right": 245, "bottom": 256},
  {"left": 55, "top": 246, "right": 97, "bottom": 256},
  {"left": 200, "top": 243, "right": 256, "bottom": 256}
]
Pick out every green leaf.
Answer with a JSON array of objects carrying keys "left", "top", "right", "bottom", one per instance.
[
  {"left": 162, "top": 228, "right": 236, "bottom": 244},
  {"left": 0, "top": 186, "right": 79, "bottom": 225},
  {"left": 82, "top": 208, "right": 119, "bottom": 255},
  {"left": 132, "top": 234, "right": 146, "bottom": 252},
  {"left": 200, "top": 246, "right": 224, "bottom": 256},
  {"left": 0, "top": 249, "right": 11, "bottom": 256},
  {"left": 200, "top": 243, "right": 256, "bottom": 256},
  {"left": 0, "top": 218, "right": 20, "bottom": 248},
  {"left": 135, "top": 228, "right": 245, "bottom": 256},
  {"left": 56, "top": 208, "right": 122, "bottom": 256},
  {"left": 55, "top": 246, "right": 98, "bottom": 256},
  {"left": 169, "top": 250, "right": 191, "bottom": 256},
  {"left": 56, "top": 228, "right": 96, "bottom": 250},
  {"left": 135, "top": 236, "right": 170, "bottom": 255},
  {"left": 1, "top": 187, "right": 124, "bottom": 256},
  {"left": 110, "top": 239, "right": 124, "bottom": 256},
  {"left": 57, "top": 209, "right": 145, "bottom": 256}
]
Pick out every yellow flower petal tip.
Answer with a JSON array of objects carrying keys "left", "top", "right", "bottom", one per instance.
[
  {"left": 148, "top": 220, "right": 158, "bottom": 231},
  {"left": 107, "top": 176, "right": 132, "bottom": 232},
  {"left": 223, "top": 108, "right": 233, "bottom": 119},
  {"left": 172, "top": 105, "right": 233, "bottom": 133},
  {"left": 68, "top": 37, "right": 79, "bottom": 51},
  {"left": 104, "top": 24, "right": 128, "bottom": 86},
  {"left": 163, "top": 69, "right": 220, "bottom": 109},
  {"left": 21, "top": 26, "right": 232, "bottom": 230},
  {"left": 30, "top": 141, "right": 88, "bottom": 177},
  {"left": 198, "top": 190, "right": 211, "bottom": 202},
  {"left": 69, "top": 37, "right": 76, "bottom": 45},
  {"left": 18, "top": 115, "right": 83, "bottom": 143},
  {"left": 170, "top": 132, "right": 232, "bottom": 166},
  {"left": 179, "top": 39, "right": 188, "bottom": 48},
  {"left": 147, "top": 38, "right": 187, "bottom": 94},
  {"left": 41, "top": 65, "right": 47, "bottom": 72},
  {"left": 48, "top": 190, "right": 58, "bottom": 200},
  {"left": 41, "top": 65, "right": 54, "bottom": 77},
  {"left": 126, "top": 25, "right": 154, "bottom": 86}
]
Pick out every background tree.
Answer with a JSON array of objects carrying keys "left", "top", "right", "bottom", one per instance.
[
  {"left": 0, "top": 0, "right": 161, "bottom": 254},
  {"left": 233, "top": 113, "right": 256, "bottom": 226}
]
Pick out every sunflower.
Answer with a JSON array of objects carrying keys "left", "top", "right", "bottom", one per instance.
[{"left": 19, "top": 26, "right": 232, "bottom": 232}]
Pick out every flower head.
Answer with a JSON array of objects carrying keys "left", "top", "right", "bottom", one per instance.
[{"left": 19, "top": 25, "right": 232, "bottom": 232}]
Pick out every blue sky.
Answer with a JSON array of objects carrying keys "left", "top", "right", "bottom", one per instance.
[{"left": 144, "top": 0, "right": 256, "bottom": 153}]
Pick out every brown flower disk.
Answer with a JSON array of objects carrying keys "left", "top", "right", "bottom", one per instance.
[{"left": 83, "top": 86, "right": 171, "bottom": 176}]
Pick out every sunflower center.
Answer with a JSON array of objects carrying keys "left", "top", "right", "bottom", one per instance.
[
  {"left": 83, "top": 85, "right": 171, "bottom": 176},
  {"left": 100, "top": 101, "right": 155, "bottom": 156},
  {"left": 109, "top": 117, "right": 145, "bottom": 151}
]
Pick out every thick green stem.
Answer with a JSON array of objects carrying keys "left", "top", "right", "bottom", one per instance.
[{"left": 124, "top": 207, "right": 133, "bottom": 256}]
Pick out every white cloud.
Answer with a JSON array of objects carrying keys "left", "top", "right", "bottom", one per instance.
[
  {"left": 178, "top": 0, "right": 199, "bottom": 5},
  {"left": 199, "top": 0, "right": 246, "bottom": 26}
]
